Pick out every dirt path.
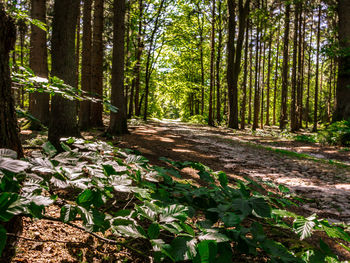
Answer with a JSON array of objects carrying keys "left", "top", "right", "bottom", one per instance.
[{"left": 118, "top": 120, "right": 350, "bottom": 224}]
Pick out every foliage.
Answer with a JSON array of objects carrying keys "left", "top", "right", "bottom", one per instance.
[
  {"left": 0, "top": 140, "right": 349, "bottom": 262},
  {"left": 317, "top": 120, "right": 350, "bottom": 146},
  {"left": 294, "top": 134, "right": 317, "bottom": 143},
  {"left": 11, "top": 66, "right": 118, "bottom": 114}
]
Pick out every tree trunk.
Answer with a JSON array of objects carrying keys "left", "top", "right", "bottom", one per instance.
[
  {"left": 265, "top": 28, "right": 272, "bottom": 126},
  {"left": 143, "top": 0, "right": 165, "bottom": 121},
  {"left": 290, "top": 2, "right": 299, "bottom": 132},
  {"left": 49, "top": 0, "right": 80, "bottom": 150},
  {"left": 79, "top": 0, "right": 92, "bottom": 130},
  {"left": 108, "top": 0, "right": 128, "bottom": 134},
  {"left": 208, "top": 0, "right": 216, "bottom": 126},
  {"left": 313, "top": 5, "right": 321, "bottom": 131},
  {"left": 228, "top": 0, "right": 249, "bottom": 129},
  {"left": 134, "top": 0, "right": 144, "bottom": 117},
  {"left": 248, "top": 27, "right": 253, "bottom": 124},
  {"left": 0, "top": 5, "right": 23, "bottom": 261},
  {"left": 279, "top": 2, "right": 290, "bottom": 130},
  {"left": 334, "top": 0, "right": 350, "bottom": 121},
  {"left": 28, "top": 0, "right": 49, "bottom": 129},
  {"left": 90, "top": 0, "right": 104, "bottom": 127},
  {"left": 240, "top": 19, "right": 249, "bottom": 129},
  {"left": 273, "top": 26, "right": 280, "bottom": 126},
  {"left": 216, "top": 0, "right": 222, "bottom": 124},
  {"left": 260, "top": 28, "right": 266, "bottom": 129},
  {"left": 253, "top": 4, "right": 261, "bottom": 130},
  {"left": 306, "top": 11, "right": 313, "bottom": 128}
]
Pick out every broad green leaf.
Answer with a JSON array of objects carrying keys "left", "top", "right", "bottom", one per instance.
[
  {"left": 250, "top": 197, "right": 271, "bottom": 218},
  {"left": 113, "top": 224, "right": 145, "bottom": 238},
  {"left": 198, "top": 229, "right": 229, "bottom": 242},
  {"left": 232, "top": 199, "right": 252, "bottom": 217},
  {"left": 0, "top": 158, "right": 30, "bottom": 173},
  {"left": 0, "top": 225, "right": 7, "bottom": 257},
  {"left": 217, "top": 171, "right": 228, "bottom": 187},
  {"left": 197, "top": 240, "right": 217, "bottom": 263},
  {"left": 60, "top": 205, "right": 78, "bottom": 223},
  {"left": 42, "top": 142, "right": 57, "bottom": 157},
  {"left": 222, "top": 212, "right": 241, "bottom": 227},
  {"left": 148, "top": 223, "right": 160, "bottom": 239},
  {"left": 0, "top": 149, "right": 17, "bottom": 159},
  {"left": 294, "top": 214, "right": 316, "bottom": 240}
]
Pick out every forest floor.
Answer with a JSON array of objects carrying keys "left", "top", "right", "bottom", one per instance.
[
  {"left": 118, "top": 119, "right": 350, "bottom": 224},
  {"left": 12, "top": 119, "right": 350, "bottom": 262}
]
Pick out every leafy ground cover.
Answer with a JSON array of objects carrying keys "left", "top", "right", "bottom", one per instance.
[{"left": 1, "top": 128, "right": 350, "bottom": 262}]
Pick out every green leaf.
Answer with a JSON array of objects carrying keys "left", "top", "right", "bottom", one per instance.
[
  {"left": 0, "top": 158, "right": 30, "bottom": 173},
  {"left": 165, "top": 237, "right": 195, "bottom": 261},
  {"left": 60, "top": 205, "right": 78, "bottom": 223},
  {"left": 0, "top": 225, "right": 7, "bottom": 257},
  {"left": 294, "top": 214, "right": 316, "bottom": 240},
  {"left": 148, "top": 223, "right": 160, "bottom": 239},
  {"left": 159, "top": 204, "right": 188, "bottom": 223},
  {"left": 198, "top": 229, "right": 229, "bottom": 242},
  {"left": 197, "top": 240, "right": 217, "bottom": 263},
  {"left": 261, "top": 239, "right": 297, "bottom": 262},
  {"left": 113, "top": 224, "right": 145, "bottom": 238},
  {"left": 250, "top": 197, "right": 271, "bottom": 218},
  {"left": 42, "top": 142, "right": 57, "bottom": 157},
  {"left": 198, "top": 170, "right": 214, "bottom": 183},
  {"left": 0, "top": 149, "right": 17, "bottom": 159},
  {"left": 218, "top": 172, "right": 228, "bottom": 187},
  {"left": 222, "top": 212, "right": 241, "bottom": 227},
  {"left": 232, "top": 199, "right": 252, "bottom": 217},
  {"left": 278, "top": 184, "right": 290, "bottom": 193}
]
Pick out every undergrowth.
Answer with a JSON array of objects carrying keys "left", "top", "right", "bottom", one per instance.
[{"left": 0, "top": 139, "right": 349, "bottom": 262}]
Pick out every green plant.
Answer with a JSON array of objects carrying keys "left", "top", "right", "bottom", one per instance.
[
  {"left": 294, "top": 135, "right": 316, "bottom": 143},
  {"left": 0, "top": 140, "right": 349, "bottom": 262},
  {"left": 317, "top": 120, "right": 350, "bottom": 146}
]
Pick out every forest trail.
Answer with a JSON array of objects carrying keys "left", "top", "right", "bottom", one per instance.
[{"left": 118, "top": 120, "right": 350, "bottom": 224}]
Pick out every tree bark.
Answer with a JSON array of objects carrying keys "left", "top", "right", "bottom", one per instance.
[
  {"left": 28, "top": 0, "right": 50, "bottom": 129},
  {"left": 265, "top": 27, "right": 272, "bottom": 126},
  {"left": 108, "top": 0, "right": 128, "bottom": 134},
  {"left": 79, "top": 0, "right": 92, "bottom": 130},
  {"left": 273, "top": 26, "right": 280, "bottom": 126},
  {"left": 90, "top": 0, "right": 104, "bottom": 127},
  {"left": 208, "top": 0, "right": 216, "bottom": 126},
  {"left": 0, "top": 5, "right": 23, "bottom": 261},
  {"left": 290, "top": 2, "right": 299, "bottom": 132},
  {"left": 0, "top": 4, "right": 23, "bottom": 158},
  {"left": 334, "top": 0, "right": 350, "bottom": 121},
  {"left": 313, "top": 4, "right": 321, "bottom": 131},
  {"left": 216, "top": 0, "right": 223, "bottom": 124},
  {"left": 49, "top": 0, "right": 80, "bottom": 150},
  {"left": 279, "top": 2, "right": 290, "bottom": 130},
  {"left": 240, "top": 19, "right": 249, "bottom": 129}
]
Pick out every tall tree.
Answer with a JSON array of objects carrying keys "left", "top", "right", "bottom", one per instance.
[
  {"left": 208, "top": 0, "right": 216, "bottom": 126},
  {"left": 48, "top": 0, "right": 80, "bottom": 149},
  {"left": 90, "top": 0, "right": 104, "bottom": 127},
  {"left": 28, "top": 0, "right": 49, "bottom": 129},
  {"left": 290, "top": 1, "right": 299, "bottom": 131},
  {"left": 108, "top": 0, "right": 128, "bottom": 134},
  {"left": 216, "top": 0, "right": 223, "bottom": 124},
  {"left": 279, "top": 2, "right": 291, "bottom": 130},
  {"left": 0, "top": 5, "right": 23, "bottom": 261},
  {"left": 79, "top": 0, "right": 92, "bottom": 130},
  {"left": 334, "top": 0, "right": 350, "bottom": 121},
  {"left": 313, "top": 4, "right": 321, "bottom": 131},
  {"left": 0, "top": 3, "right": 22, "bottom": 157},
  {"left": 227, "top": 0, "right": 250, "bottom": 129},
  {"left": 240, "top": 19, "right": 249, "bottom": 129}
]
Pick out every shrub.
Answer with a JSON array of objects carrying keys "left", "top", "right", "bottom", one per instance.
[{"left": 318, "top": 120, "right": 350, "bottom": 146}]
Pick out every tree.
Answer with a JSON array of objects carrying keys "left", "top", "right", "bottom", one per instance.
[
  {"left": 313, "top": 4, "right": 321, "bottom": 131},
  {"left": 279, "top": 2, "right": 290, "bottom": 130},
  {"left": 0, "top": 4, "right": 23, "bottom": 158},
  {"left": 28, "top": 0, "right": 49, "bottom": 129},
  {"left": 108, "top": 0, "right": 128, "bottom": 135},
  {"left": 90, "top": 0, "right": 104, "bottom": 127},
  {"left": 79, "top": 0, "right": 93, "bottom": 130},
  {"left": 227, "top": 0, "right": 250, "bottom": 129},
  {"left": 0, "top": 5, "right": 23, "bottom": 262},
  {"left": 334, "top": 0, "right": 350, "bottom": 121},
  {"left": 48, "top": 0, "right": 80, "bottom": 149},
  {"left": 208, "top": 0, "right": 216, "bottom": 126}
]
